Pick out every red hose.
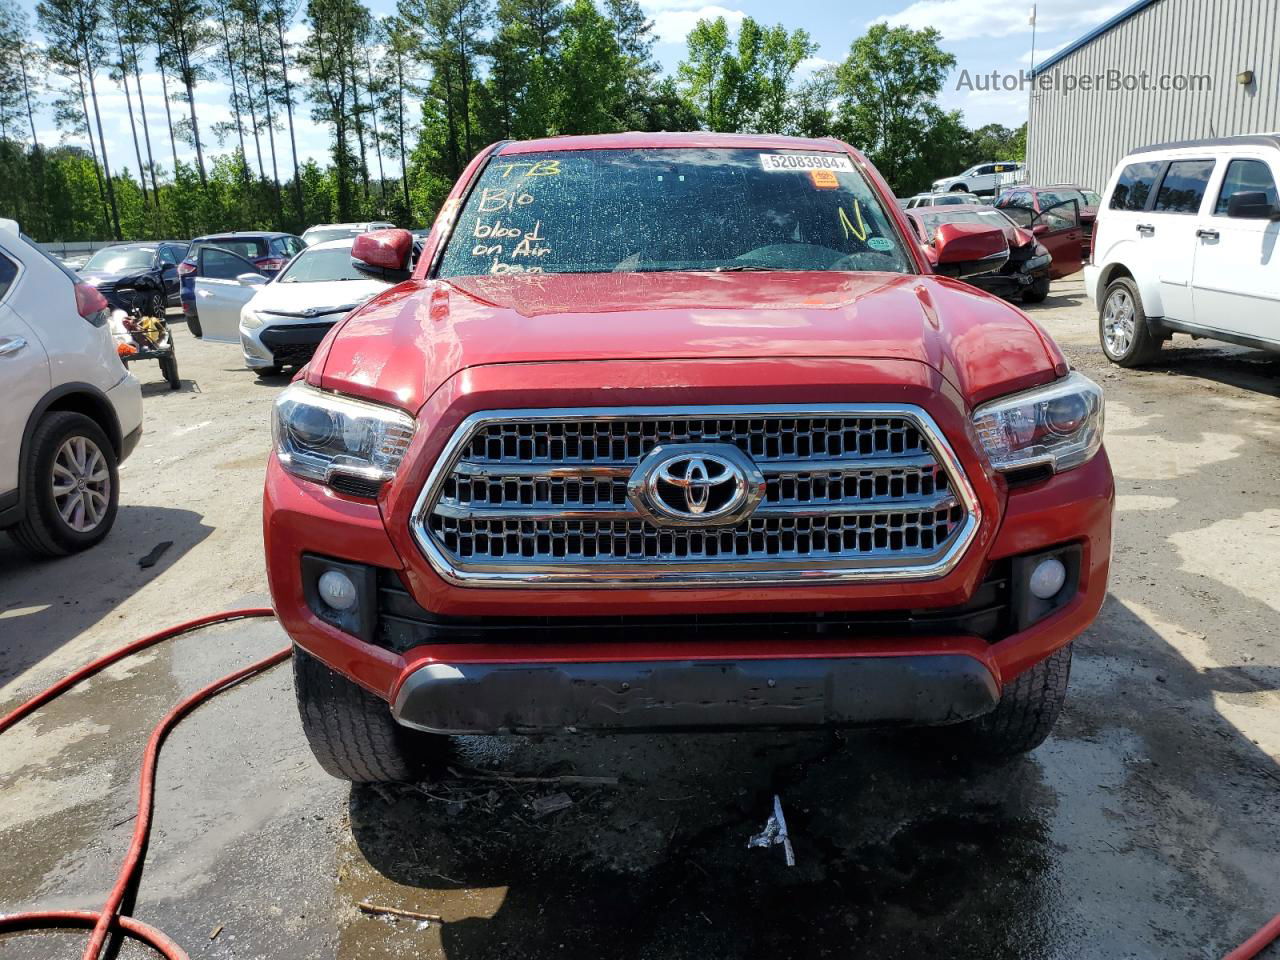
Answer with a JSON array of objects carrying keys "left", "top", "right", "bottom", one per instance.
[
  {"left": 1226, "top": 914, "right": 1280, "bottom": 960},
  {"left": 0, "top": 607, "right": 1275, "bottom": 960},
  {"left": 0, "top": 608, "right": 284, "bottom": 960}
]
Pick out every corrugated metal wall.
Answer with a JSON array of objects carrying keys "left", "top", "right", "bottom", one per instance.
[{"left": 1026, "top": 0, "right": 1279, "bottom": 191}]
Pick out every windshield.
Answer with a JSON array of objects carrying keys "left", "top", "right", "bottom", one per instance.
[
  {"left": 437, "top": 148, "right": 914, "bottom": 278},
  {"left": 278, "top": 247, "right": 370, "bottom": 283},
  {"left": 194, "top": 237, "right": 266, "bottom": 260},
  {"left": 304, "top": 227, "right": 361, "bottom": 246},
  {"left": 914, "top": 209, "right": 1012, "bottom": 235},
  {"left": 84, "top": 247, "right": 155, "bottom": 272}
]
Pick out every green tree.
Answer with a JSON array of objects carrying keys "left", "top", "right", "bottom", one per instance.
[
  {"left": 152, "top": 0, "right": 212, "bottom": 186},
  {"left": 550, "top": 0, "right": 625, "bottom": 134},
  {"left": 833, "top": 23, "right": 956, "bottom": 191}
]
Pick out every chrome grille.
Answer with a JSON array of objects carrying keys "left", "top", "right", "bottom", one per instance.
[{"left": 412, "top": 406, "right": 980, "bottom": 587}]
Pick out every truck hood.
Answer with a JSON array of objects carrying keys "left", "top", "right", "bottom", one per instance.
[{"left": 316, "top": 270, "right": 1065, "bottom": 412}]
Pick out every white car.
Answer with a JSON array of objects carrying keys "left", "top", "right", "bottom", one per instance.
[
  {"left": 0, "top": 219, "right": 143, "bottom": 556},
  {"left": 301, "top": 221, "right": 396, "bottom": 246},
  {"left": 933, "top": 162, "right": 1026, "bottom": 196},
  {"left": 238, "top": 237, "right": 398, "bottom": 374},
  {"left": 904, "top": 192, "right": 984, "bottom": 208},
  {"left": 1085, "top": 133, "right": 1280, "bottom": 366}
]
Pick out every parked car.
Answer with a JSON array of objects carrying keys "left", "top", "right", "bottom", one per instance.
[
  {"left": 264, "top": 133, "right": 1112, "bottom": 785},
  {"left": 996, "top": 184, "right": 1101, "bottom": 256},
  {"left": 59, "top": 253, "right": 91, "bottom": 272},
  {"left": 239, "top": 237, "right": 403, "bottom": 375},
  {"left": 904, "top": 192, "right": 983, "bottom": 208},
  {"left": 78, "top": 241, "right": 188, "bottom": 318},
  {"left": 989, "top": 196, "right": 1085, "bottom": 280},
  {"left": 1085, "top": 134, "right": 1280, "bottom": 366},
  {"left": 301, "top": 221, "right": 396, "bottom": 246},
  {"left": 907, "top": 203, "right": 1080, "bottom": 302},
  {"left": 0, "top": 218, "right": 143, "bottom": 556},
  {"left": 933, "top": 162, "right": 1026, "bottom": 196},
  {"left": 178, "top": 232, "right": 304, "bottom": 336}
]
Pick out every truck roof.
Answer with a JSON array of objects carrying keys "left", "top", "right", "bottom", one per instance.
[{"left": 495, "top": 131, "right": 853, "bottom": 155}]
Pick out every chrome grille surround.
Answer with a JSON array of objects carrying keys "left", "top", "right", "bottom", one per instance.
[{"left": 410, "top": 405, "right": 981, "bottom": 588}]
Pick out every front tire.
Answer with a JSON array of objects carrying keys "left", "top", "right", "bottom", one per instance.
[
  {"left": 949, "top": 643, "right": 1072, "bottom": 758},
  {"left": 145, "top": 291, "right": 165, "bottom": 318},
  {"left": 292, "top": 645, "right": 450, "bottom": 783},
  {"left": 9, "top": 412, "right": 120, "bottom": 557},
  {"left": 1099, "top": 276, "right": 1162, "bottom": 366},
  {"left": 951, "top": 183, "right": 969, "bottom": 192}
]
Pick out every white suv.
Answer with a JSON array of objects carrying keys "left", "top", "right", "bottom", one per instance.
[
  {"left": 0, "top": 219, "right": 144, "bottom": 556},
  {"left": 932, "top": 162, "right": 1026, "bottom": 196},
  {"left": 1086, "top": 134, "right": 1280, "bottom": 366}
]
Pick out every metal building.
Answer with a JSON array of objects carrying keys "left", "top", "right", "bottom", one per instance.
[{"left": 1026, "top": 0, "right": 1279, "bottom": 192}]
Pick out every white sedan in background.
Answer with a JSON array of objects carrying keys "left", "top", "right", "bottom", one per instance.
[{"left": 238, "top": 238, "right": 398, "bottom": 376}]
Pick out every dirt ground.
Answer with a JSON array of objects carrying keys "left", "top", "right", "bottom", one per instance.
[{"left": 1, "top": 277, "right": 1278, "bottom": 959}]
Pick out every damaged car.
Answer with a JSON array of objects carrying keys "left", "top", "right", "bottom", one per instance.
[
  {"left": 908, "top": 204, "right": 1081, "bottom": 303},
  {"left": 79, "top": 242, "right": 188, "bottom": 317}
]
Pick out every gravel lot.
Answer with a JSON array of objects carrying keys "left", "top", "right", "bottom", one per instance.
[{"left": 2, "top": 277, "right": 1278, "bottom": 959}]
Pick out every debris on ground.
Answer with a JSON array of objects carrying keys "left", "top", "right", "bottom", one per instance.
[
  {"left": 357, "top": 900, "right": 444, "bottom": 925},
  {"left": 530, "top": 792, "right": 574, "bottom": 819},
  {"left": 138, "top": 541, "right": 173, "bottom": 568},
  {"left": 748, "top": 794, "right": 796, "bottom": 867},
  {"left": 208, "top": 924, "right": 223, "bottom": 941},
  {"left": 448, "top": 764, "right": 620, "bottom": 787}
]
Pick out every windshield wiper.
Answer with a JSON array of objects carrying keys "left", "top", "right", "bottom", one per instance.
[{"left": 713, "top": 264, "right": 782, "bottom": 272}]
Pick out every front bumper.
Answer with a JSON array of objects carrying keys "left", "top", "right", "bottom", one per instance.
[
  {"left": 241, "top": 320, "right": 337, "bottom": 369},
  {"left": 392, "top": 654, "right": 1000, "bottom": 734},
  {"left": 1083, "top": 264, "right": 1102, "bottom": 308}
]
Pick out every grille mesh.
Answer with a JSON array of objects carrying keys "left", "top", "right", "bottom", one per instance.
[{"left": 417, "top": 409, "right": 973, "bottom": 583}]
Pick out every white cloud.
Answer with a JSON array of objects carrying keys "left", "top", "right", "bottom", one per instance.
[
  {"left": 644, "top": 3, "right": 746, "bottom": 46},
  {"left": 873, "top": 0, "right": 1129, "bottom": 42},
  {"left": 796, "top": 56, "right": 835, "bottom": 77}
]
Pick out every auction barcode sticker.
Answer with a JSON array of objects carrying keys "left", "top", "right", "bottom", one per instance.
[{"left": 759, "top": 153, "right": 855, "bottom": 173}]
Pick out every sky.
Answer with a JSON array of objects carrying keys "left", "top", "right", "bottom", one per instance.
[{"left": 17, "top": 0, "right": 1130, "bottom": 181}]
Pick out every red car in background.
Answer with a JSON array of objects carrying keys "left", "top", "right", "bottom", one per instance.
[
  {"left": 908, "top": 204, "right": 1082, "bottom": 304},
  {"left": 995, "top": 185, "right": 1100, "bottom": 257}
]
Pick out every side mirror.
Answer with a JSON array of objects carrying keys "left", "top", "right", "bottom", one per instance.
[
  {"left": 237, "top": 272, "right": 267, "bottom": 286},
  {"left": 352, "top": 228, "right": 414, "bottom": 280},
  {"left": 1226, "top": 191, "right": 1277, "bottom": 219},
  {"left": 931, "top": 222, "right": 1009, "bottom": 279},
  {"left": 1032, "top": 223, "right": 1049, "bottom": 236}
]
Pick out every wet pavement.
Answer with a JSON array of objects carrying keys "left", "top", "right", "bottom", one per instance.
[{"left": 1, "top": 279, "right": 1278, "bottom": 958}]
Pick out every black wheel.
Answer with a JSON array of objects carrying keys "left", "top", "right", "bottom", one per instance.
[
  {"left": 1022, "top": 276, "right": 1050, "bottom": 304},
  {"left": 146, "top": 291, "right": 165, "bottom": 318},
  {"left": 254, "top": 364, "right": 283, "bottom": 378},
  {"left": 292, "top": 645, "right": 450, "bottom": 783},
  {"left": 159, "top": 342, "right": 180, "bottom": 390},
  {"left": 186, "top": 309, "right": 203, "bottom": 339},
  {"left": 947, "top": 644, "right": 1072, "bottom": 758},
  {"left": 951, "top": 183, "right": 969, "bottom": 192},
  {"left": 9, "top": 412, "right": 120, "bottom": 557},
  {"left": 1099, "top": 276, "right": 1162, "bottom": 366}
]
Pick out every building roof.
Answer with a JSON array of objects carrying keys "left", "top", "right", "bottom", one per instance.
[{"left": 1032, "top": 0, "right": 1162, "bottom": 76}]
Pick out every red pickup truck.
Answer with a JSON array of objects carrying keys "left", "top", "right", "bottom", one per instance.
[{"left": 264, "top": 133, "right": 1112, "bottom": 783}]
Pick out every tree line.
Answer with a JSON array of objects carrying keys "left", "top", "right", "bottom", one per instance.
[{"left": 0, "top": 0, "right": 1027, "bottom": 243}]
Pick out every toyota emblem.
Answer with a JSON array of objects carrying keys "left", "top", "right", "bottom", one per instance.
[{"left": 627, "top": 443, "right": 765, "bottom": 527}]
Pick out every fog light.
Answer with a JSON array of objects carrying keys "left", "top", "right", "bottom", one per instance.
[
  {"left": 318, "top": 569, "right": 358, "bottom": 611},
  {"left": 1028, "top": 557, "right": 1067, "bottom": 599}
]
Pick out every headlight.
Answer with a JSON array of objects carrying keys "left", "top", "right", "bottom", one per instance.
[
  {"left": 272, "top": 383, "right": 415, "bottom": 487},
  {"left": 972, "top": 371, "right": 1103, "bottom": 473},
  {"left": 241, "top": 309, "right": 266, "bottom": 330}
]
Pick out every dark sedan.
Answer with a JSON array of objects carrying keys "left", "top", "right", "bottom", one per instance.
[{"left": 78, "top": 241, "right": 188, "bottom": 316}]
